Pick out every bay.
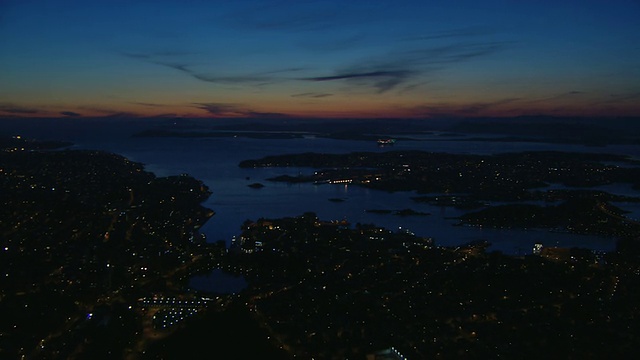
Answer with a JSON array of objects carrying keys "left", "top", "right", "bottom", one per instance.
[{"left": 6, "top": 119, "right": 640, "bottom": 257}]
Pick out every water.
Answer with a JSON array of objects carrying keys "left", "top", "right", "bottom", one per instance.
[
  {"left": 5, "top": 119, "right": 640, "bottom": 258},
  {"left": 189, "top": 269, "right": 247, "bottom": 294}
]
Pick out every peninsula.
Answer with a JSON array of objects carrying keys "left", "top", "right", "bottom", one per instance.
[{"left": 0, "top": 137, "right": 219, "bottom": 359}]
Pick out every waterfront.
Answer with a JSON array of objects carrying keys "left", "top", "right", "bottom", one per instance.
[
  {"left": 5, "top": 119, "right": 640, "bottom": 257},
  {"left": 4, "top": 119, "right": 640, "bottom": 356}
]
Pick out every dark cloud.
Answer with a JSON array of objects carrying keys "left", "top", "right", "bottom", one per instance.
[
  {"left": 148, "top": 113, "right": 179, "bottom": 118},
  {"left": 299, "top": 41, "right": 510, "bottom": 94},
  {"left": 398, "top": 82, "right": 429, "bottom": 94},
  {"left": 186, "top": 65, "right": 305, "bottom": 85},
  {"left": 192, "top": 103, "right": 242, "bottom": 117},
  {"left": 245, "top": 111, "right": 292, "bottom": 119},
  {"left": 192, "top": 102, "right": 290, "bottom": 118},
  {"left": 302, "top": 70, "right": 412, "bottom": 82},
  {"left": 0, "top": 104, "right": 40, "bottom": 114},
  {"left": 291, "top": 92, "right": 333, "bottom": 98},
  {"left": 129, "top": 101, "right": 168, "bottom": 107},
  {"left": 190, "top": 72, "right": 274, "bottom": 84},
  {"left": 121, "top": 27, "right": 508, "bottom": 95},
  {"left": 154, "top": 61, "right": 191, "bottom": 73},
  {"left": 300, "top": 70, "right": 415, "bottom": 94},
  {"left": 599, "top": 92, "right": 640, "bottom": 104},
  {"left": 77, "top": 106, "right": 139, "bottom": 118},
  {"left": 101, "top": 112, "right": 139, "bottom": 118},
  {"left": 121, "top": 52, "right": 205, "bottom": 81},
  {"left": 525, "top": 91, "right": 586, "bottom": 104},
  {"left": 411, "top": 98, "right": 521, "bottom": 117},
  {"left": 60, "top": 111, "right": 81, "bottom": 117},
  {"left": 454, "top": 98, "right": 521, "bottom": 115},
  {"left": 402, "top": 41, "right": 511, "bottom": 65}
]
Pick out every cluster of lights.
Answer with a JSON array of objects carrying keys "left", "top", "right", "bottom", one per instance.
[
  {"left": 533, "top": 243, "right": 544, "bottom": 255},
  {"left": 390, "top": 347, "right": 408, "bottom": 360},
  {"left": 328, "top": 179, "right": 352, "bottom": 184},
  {"left": 153, "top": 308, "right": 198, "bottom": 329},
  {"left": 139, "top": 297, "right": 210, "bottom": 307}
]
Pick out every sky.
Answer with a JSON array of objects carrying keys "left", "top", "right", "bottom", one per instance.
[{"left": 1, "top": 0, "right": 639, "bottom": 119}]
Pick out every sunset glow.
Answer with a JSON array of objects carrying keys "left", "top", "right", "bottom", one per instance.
[{"left": 1, "top": 0, "right": 639, "bottom": 119}]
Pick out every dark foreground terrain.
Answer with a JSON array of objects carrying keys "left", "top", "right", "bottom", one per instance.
[{"left": 2, "top": 136, "right": 640, "bottom": 359}]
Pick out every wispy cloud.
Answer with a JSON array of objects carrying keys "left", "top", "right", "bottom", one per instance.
[
  {"left": 77, "top": 106, "right": 140, "bottom": 118},
  {"left": 298, "top": 41, "right": 509, "bottom": 94},
  {"left": 402, "top": 41, "right": 511, "bottom": 65},
  {"left": 129, "top": 101, "right": 169, "bottom": 107},
  {"left": 302, "top": 70, "right": 412, "bottom": 82},
  {"left": 398, "top": 81, "right": 430, "bottom": 95},
  {"left": 192, "top": 102, "right": 290, "bottom": 118},
  {"left": 120, "top": 21, "right": 509, "bottom": 96},
  {"left": 300, "top": 70, "right": 415, "bottom": 94},
  {"left": 455, "top": 98, "right": 521, "bottom": 115},
  {"left": 101, "top": 112, "right": 140, "bottom": 118},
  {"left": 525, "top": 91, "right": 586, "bottom": 104},
  {"left": 411, "top": 98, "right": 522, "bottom": 117},
  {"left": 122, "top": 52, "right": 304, "bottom": 86},
  {"left": 291, "top": 92, "right": 333, "bottom": 98},
  {"left": 597, "top": 92, "right": 640, "bottom": 104},
  {"left": 151, "top": 113, "right": 180, "bottom": 118},
  {"left": 184, "top": 64, "right": 305, "bottom": 85},
  {"left": 0, "top": 103, "right": 40, "bottom": 114}
]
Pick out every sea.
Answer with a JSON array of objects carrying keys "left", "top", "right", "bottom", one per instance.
[{"left": 4, "top": 119, "right": 640, "bottom": 292}]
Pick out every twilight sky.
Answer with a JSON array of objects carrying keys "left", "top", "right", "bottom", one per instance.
[{"left": 1, "top": 0, "right": 639, "bottom": 119}]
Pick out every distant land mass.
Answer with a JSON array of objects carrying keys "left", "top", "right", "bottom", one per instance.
[
  {"left": 450, "top": 116, "right": 640, "bottom": 146},
  {"left": 3, "top": 116, "right": 640, "bottom": 146},
  {"left": 126, "top": 116, "right": 640, "bottom": 146}
]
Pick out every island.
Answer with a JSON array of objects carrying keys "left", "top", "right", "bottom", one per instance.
[{"left": 240, "top": 150, "right": 640, "bottom": 237}]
